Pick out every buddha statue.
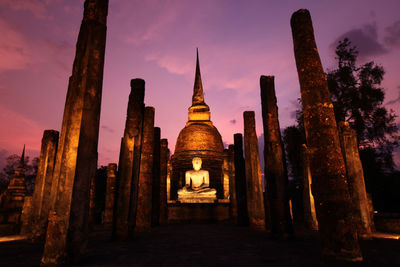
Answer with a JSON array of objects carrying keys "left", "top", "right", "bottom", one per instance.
[{"left": 177, "top": 157, "right": 217, "bottom": 203}]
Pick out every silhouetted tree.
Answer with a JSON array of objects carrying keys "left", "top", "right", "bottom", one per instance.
[{"left": 327, "top": 38, "right": 399, "bottom": 171}]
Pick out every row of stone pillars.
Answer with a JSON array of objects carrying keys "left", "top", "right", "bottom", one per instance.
[
  {"left": 17, "top": 1, "right": 374, "bottom": 264},
  {"left": 17, "top": 0, "right": 167, "bottom": 264},
  {"left": 228, "top": 8, "right": 374, "bottom": 262}
]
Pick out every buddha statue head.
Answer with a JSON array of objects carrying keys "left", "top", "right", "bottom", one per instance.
[{"left": 192, "top": 157, "right": 202, "bottom": 171}]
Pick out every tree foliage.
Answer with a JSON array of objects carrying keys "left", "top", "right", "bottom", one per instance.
[{"left": 327, "top": 38, "right": 399, "bottom": 170}]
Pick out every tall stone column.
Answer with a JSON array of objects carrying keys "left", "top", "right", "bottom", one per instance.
[
  {"left": 114, "top": 78, "right": 145, "bottom": 239},
  {"left": 104, "top": 163, "right": 117, "bottom": 228},
  {"left": 41, "top": 0, "right": 108, "bottom": 264},
  {"left": 21, "top": 130, "right": 58, "bottom": 239},
  {"left": 167, "top": 159, "right": 172, "bottom": 202},
  {"left": 234, "top": 133, "right": 248, "bottom": 226},
  {"left": 223, "top": 149, "right": 231, "bottom": 199},
  {"left": 152, "top": 127, "right": 161, "bottom": 226},
  {"left": 290, "top": 9, "right": 362, "bottom": 261},
  {"left": 159, "top": 139, "right": 169, "bottom": 225},
  {"left": 20, "top": 196, "right": 33, "bottom": 235},
  {"left": 88, "top": 174, "right": 96, "bottom": 225},
  {"left": 243, "top": 111, "right": 266, "bottom": 230},
  {"left": 135, "top": 107, "right": 155, "bottom": 232},
  {"left": 301, "top": 144, "right": 318, "bottom": 231},
  {"left": 339, "top": 122, "right": 373, "bottom": 236},
  {"left": 228, "top": 145, "right": 238, "bottom": 222},
  {"left": 260, "top": 75, "right": 293, "bottom": 239}
]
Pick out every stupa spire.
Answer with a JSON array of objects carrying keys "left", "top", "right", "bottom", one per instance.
[
  {"left": 19, "top": 144, "right": 25, "bottom": 166},
  {"left": 192, "top": 48, "right": 205, "bottom": 106}
]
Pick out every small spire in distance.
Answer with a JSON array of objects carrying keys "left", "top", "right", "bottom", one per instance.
[{"left": 20, "top": 144, "right": 25, "bottom": 165}]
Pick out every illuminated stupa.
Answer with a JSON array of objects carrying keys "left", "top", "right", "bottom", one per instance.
[{"left": 171, "top": 50, "right": 224, "bottom": 199}]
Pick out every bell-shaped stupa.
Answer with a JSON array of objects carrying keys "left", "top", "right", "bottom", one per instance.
[{"left": 171, "top": 50, "right": 224, "bottom": 200}]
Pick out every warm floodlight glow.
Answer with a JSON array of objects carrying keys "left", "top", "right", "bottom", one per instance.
[{"left": 0, "top": 235, "right": 27, "bottom": 243}]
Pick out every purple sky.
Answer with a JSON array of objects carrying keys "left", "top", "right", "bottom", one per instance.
[{"left": 0, "top": 0, "right": 399, "bottom": 170}]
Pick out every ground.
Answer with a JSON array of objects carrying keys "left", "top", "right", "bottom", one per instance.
[{"left": 1, "top": 224, "right": 400, "bottom": 266}]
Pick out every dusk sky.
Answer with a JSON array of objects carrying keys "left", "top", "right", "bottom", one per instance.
[{"left": 0, "top": 0, "right": 399, "bottom": 170}]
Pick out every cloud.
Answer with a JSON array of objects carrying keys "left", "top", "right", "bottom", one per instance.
[
  {"left": 0, "top": 19, "right": 33, "bottom": 72},
  {"left": 0, "top": 105, "right": 43, "bottom": 153},
  {"left": 331, "top": 23, "right": 388, "bottom": 59},
  {"left": 0, "top": 0, "right": 48, "bottom": 19},
  {"left": 386, "top": 86, "right": 400, "bottom": 106},
  {"left": 229, "top": 119, "right": 236, "bottom": 125},
  {"left": 123, "top": 2, "right": 178, "bottom": 46},
  {"left": 101, "top": 125, "right": 115, "bottom": 133},
  {"left": 146, "top": 54, "right": 192, "bottom": 76},
  {"left": 384, "top": 20, "right": 400, "bottom": 48}
]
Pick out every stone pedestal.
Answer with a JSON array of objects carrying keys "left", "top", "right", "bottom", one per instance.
[
  {"left": 301, "top": 144, "right": 318, "bottom": 231},
  {"left": 135, "top": 107, "right": 155, "bottom": 232},
  {"left": 234, "top": 134, "right": 248, "bottom": 226},
  {"left": 159, "top": 139, "right": 169, "bottom": 225},
  {"left": 339, "top": 122, "right": 373, "bottom": 236},
  {"left": 24, "top": 130, "right": 59, "bottom": 239},
  {"left": 167, "top": 201, "right": 230, "bottom": 223},
  {"left": 291, "top": 9, "right": 362, "bottom": 261},
  {"left": 260, "top": 75, "right": 293, "bottom": 239},
  {"left": 41, "top": 1, "right": 108, "bottom": 264},
  {"left": 115, "top": 79, "right": 145, "bottom": 239},
  {"left": 104, "top": 163, "right": 117, "bottom": 228},
  {"left": 243, "top": 111, "right": 265, "bottom": 230}
]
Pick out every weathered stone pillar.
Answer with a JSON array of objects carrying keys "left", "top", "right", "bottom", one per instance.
[
  {"left": 41, "top": 0, "right": 108, "bottom": 264},
  {"left": 135, "top": 107, "right": 155, "bottom": 232},
  {"left": 339, "top": 122, "right": 373, "bottom": 236},
  {"left": 367, "top": 194, "right": 376, "bottom": 232},
  {"left": 104, "top": 163, "right": 117, "bottom": 228},
  {"left": 159, "top": 139, "right": 169, "bottom": 225},
  {"left": 223, "top": 149, "right": 231, "bottom": 199},
  {"left": 243, "top": 111, "right": 266, "bottom": 230},
  {"left": 234, "top": 133, "right": 248, "bottom": 226},
  {"left": 88, "top": 174, "right": 96, "bottom": 225},
  {"left": 301, "top": 144, "right": 318, "bottom": 231},
  {"left": 114, "top": 78, "right": 145, "bottom": 239},
  {"left": 291, "top": 9, "right": 362, "bottom": 261},
  {"left": 20, "top": 196, "right": 33, "bottom": 236},
  {"left": 260, "top": 75, "right": 293, "bottom": 239},
  {"left": 167, "top": 159, "right": 172, "bottom": 201},
  {"left": 228, "top": 145, "right": 238, "bottom": 223},
  {"left": 21, "top": 130, "right": 58, "bottom": 239},
  {"left": 152, "top": 127, "right": 161, "bottom": 226}
]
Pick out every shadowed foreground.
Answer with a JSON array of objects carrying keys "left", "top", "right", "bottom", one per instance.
[{"left": 1, "top": 224, "right": 399, "bottom": 266}]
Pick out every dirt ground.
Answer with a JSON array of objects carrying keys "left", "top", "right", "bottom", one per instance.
[{"left": 1, "top": 224, "right": 400, "bottom": 266}]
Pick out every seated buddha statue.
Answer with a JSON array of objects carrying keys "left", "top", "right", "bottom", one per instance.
[{"left": 177, "top": 157, "right": 217, "bottom": 202}]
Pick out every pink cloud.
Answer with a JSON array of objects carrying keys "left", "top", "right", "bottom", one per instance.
[
  {"left": 0, "top": 104, "right": 43, "bottom": 153},
  {"left": 0, "top": 0, "right": 48, "bottom": 19},
  {"left": 0, "top": 19, "right": 33, "bottom": 72},
  {"left": 145, "top": 54, "right": 192, "bottom": 75}
]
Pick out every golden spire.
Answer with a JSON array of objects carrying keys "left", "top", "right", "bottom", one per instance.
[{"left": 192, "top": 48, "right": 205, "bottom": 106}]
